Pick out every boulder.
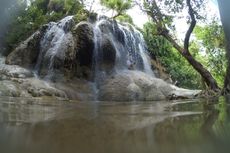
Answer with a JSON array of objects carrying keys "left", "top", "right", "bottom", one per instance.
[
  {"left": 98, "top": 70, "right": 201, "bottom": 101},
  {"left": 0, "top": 57, "right": 34, "bottom": 79},
  {"left": 100, "top": 34, "right": 116, "bottom": 71},
  {"left": 23, "top": 78, "right": 67, "bottom": 98},
  {"left": 38, "top": 32, "right": 76, "bottom": 79},
  {"left": 73, "top": 22, "right": 94, "bottom": 67},
  {"left": 0, "top": 80, "right": 22, "bottom": 97},
  {"left": 5, "top": 30, "right": 43, "bottom": 69}
]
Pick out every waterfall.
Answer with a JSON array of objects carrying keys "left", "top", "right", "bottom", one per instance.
[
  {"left": 35, "top": 16, "right": 74, "bottom": 79},
  {"left": 93, "top": 20, "right": 104, "bottom": 84},
  {"left": 92, "top": 16, "right": 154, "bottom": 78},
  {"left": 33, "top": 15, "right": 154, "bottom": 82}
]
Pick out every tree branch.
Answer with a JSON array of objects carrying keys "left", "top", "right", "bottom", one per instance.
[
  {"left": 112, "top": 12, "right": 122, "bottom": 19},
  {"left": 184, "top": 0, "right": 197, "bottom": 51}
]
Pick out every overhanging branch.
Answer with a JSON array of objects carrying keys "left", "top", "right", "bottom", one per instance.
[{"left": 184, "top": 0, "right": 197, "bottom": 51}]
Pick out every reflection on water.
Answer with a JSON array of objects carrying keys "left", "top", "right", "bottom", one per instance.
[{"left": 0, "top": 97, "right": 230, "bottom": 153}]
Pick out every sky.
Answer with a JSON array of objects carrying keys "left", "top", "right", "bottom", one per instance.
[
  {"left": 85, "top": 0, "right": 221, "bottom": 40},
  {"left": 174, "top": 0, "right": 220, "bottom": 39},
  {"left": 84, "top": 0, "right": 148, "bottom": 28}
]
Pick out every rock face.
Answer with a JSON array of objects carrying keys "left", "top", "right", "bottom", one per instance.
[
  {"left": 3, "top": 16, "right": 201, "bottom": 101},
  {"left": 35, "top": 17, "right": 76, "bottom": 79},
  {"left": 73, "top": 22, "right": 94, "bottom": 67},
  {"left": 73, "top": 22, "right": 95, "bottom": 79},
  {"left": 100, "top": 35, "right": 116, "bottom": 67},
  {"left": 5, "top": 30, "right": 44, "bottom": 69},
  {"left": 0, "top": 57, "right": 95, "bottom": 100},
  {"left": 98, "top": 70, "right": 200, "bottom": 101}
]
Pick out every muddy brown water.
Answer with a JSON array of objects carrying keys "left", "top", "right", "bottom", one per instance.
[{"left": 0, "top": 96, "right": 230, "bottom": 153}]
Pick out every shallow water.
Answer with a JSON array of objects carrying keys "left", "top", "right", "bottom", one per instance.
[{"left": 0, "top": 97, "right": 230, "bottom": 153}]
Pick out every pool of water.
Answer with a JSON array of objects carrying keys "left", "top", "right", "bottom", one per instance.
[{"left": 0, "top": 96, "right": 230, "bottom": 153}]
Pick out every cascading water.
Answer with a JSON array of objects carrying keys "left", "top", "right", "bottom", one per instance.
[
  {"left": 2, "top": 15, "right": 199, "bottom": 101},
  {"left": 34, "top": 15, "right": 154, "bottom": 84},
  {"left": 92, "top": 20, "right": 104, "bottom": 84},
  {"left": 35, "top": 16, "right": 74, "bottom": 80},
  {"left": 92, "top": 16, "right": 154, "bottom": 80}
]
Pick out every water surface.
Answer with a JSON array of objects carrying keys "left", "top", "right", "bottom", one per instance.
[{"left": 0, "top": 96, "right": 230, "bottom": 153}]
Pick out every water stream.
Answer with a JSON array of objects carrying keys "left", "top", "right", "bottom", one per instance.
[
  {"left": 35, "top": 16, "right": 74, "bottom": 80},
  {"left": 92, "top": 16, "right": 154, "bottom": 76},
  {"left": 0, "top": 97, "right": 230, "bottom": 153}
]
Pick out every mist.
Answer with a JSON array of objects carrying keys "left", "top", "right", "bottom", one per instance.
[{"left": 0, "top": 0, "right": 27, "bottom": 52}]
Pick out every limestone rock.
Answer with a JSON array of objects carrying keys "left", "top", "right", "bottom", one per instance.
[
  {"left": 73, "top": 22, "right": 94, "bottom": 67},
  {"left": 38, "top": 32, "right": 76, "bottom": 78},
  {"left": 0, "top": 80, "right": 21, "bottom": 97},
  {"left": 5, "top": 30, "right": 44, "bottom": 69},
  {"left": 98, "top": 70, "right": 201, "bottom": 101},
  {"left": 23, "top": 78, "right": 67, "bottom": 98},
  {"left": 100, "top": 34, "right": 116, "bottom": 71}
]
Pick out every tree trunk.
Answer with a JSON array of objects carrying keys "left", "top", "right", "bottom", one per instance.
[
  {"left": 163, "top": 34, "right": 220, "bottom": 91},
  {"left": 217, "top": 0, "right": 230, "bottom": 93},
  {"left": 144, "top": 0, "right": 220, "bottom": 91}
]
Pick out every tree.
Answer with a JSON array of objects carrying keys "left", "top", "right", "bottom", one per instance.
[
  {"left": 143, "top": 22, "right": 204, "bottom": 89},
  {"left": 0, "top": 0, "right": 27, "bottom": 53},
  {"left": 140, "top": 0, "right": 220, "bottom": 91},
  {"left": 194, "top": 20, "right": 226, "bottom": 87},
  {"left": 100, "top": 0, "right": 133, "bottom": 19},
  {"left": 5, "top": 0, "right": 86, "bottom": 55},
  {"left": 217, "top": 0, "right": 230, "bottom": 94}
]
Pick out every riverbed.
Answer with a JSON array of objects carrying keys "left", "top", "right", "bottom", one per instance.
[{"left": 0, "top": 97, "right": 229, "bottom": 153}]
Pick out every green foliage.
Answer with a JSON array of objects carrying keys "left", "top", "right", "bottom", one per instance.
[
  {"left": 5, "top": 0, "right": 86, "bottom": 55},
  {"left": 116, "top": 13, "right": 133, "bottom": 24},
  {"left": 143, "top": 22, "right": 203, "bottom": 89},
  {"left": 194, "top": 20, "right": 227, "bottom": 87},
  {"left": 100, "top": 0, "right": 133, "bottom": 18},
  {"left": 6, "top": 3, "right": 48, "bottom": 52}
]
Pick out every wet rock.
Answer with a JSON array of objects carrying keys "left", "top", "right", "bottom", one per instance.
[
  {"left": 5, "top": 30, "right": 45, "bottom": 69},
  {"left": 98, "top": 70, "right": 201, "bottom": 101},
  {"left": 0, "top": 80, "right": 21, "bottom": 97},
  {"left": 54, "top": 78, "right": 95, "bottom": 100},
  {"left": 98, "top": 73, "right": 134, "bottom": 101},
  {"left": 38, "top": 32, "right": 76, "bottom": 78},
  {"left": 0, "top": 57, "right": 34, "bottom": 79},
  {"left": 150, "top": 59, "right": 172, "bottom": 82},
  {"left": 101, "top": 35, "right": 116, "bottom": 67},
  {"left": 23, "top": 78, "right": 67, "bottom": 98},
  {"left": 73, "top": 22, "right": 94, "bottom": 67}
]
